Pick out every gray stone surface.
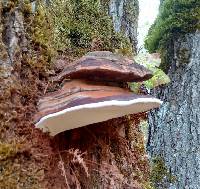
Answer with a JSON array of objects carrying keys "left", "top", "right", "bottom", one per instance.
[{"left": 148, "top": 32, "right": 200, "bottom": 188}]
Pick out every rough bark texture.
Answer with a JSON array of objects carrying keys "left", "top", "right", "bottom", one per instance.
[
  {"left": 0, "top": 5, "right": 23, "bottom": 78},
  {"left": 109, "top": 0, "right": 139, "bottom": 53},
  {"left": 148, "top": 32, "right": 200, "bottom": 188}
]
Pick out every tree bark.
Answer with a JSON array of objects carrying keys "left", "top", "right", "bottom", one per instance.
[
  {"left": 148, "top": 32, "right": 200, "bottom": 188},
  {"left": 109, "top": 0, "right": 139, "bottom": 54}
]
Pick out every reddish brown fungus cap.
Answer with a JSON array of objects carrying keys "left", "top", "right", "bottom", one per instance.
[
  {"left": 53, "top": 51, "right": 153, "bottom": 83},
  {"left": 35, "top": 80, "right": 162, "bottom": 136}
]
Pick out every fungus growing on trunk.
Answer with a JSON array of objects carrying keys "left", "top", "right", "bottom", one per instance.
[
  {"left": 35, "top": 51, "right": 162, "bottom": 136},
  {"left": 53, "top": 51, "right": 153, "bottom": 82},
  {"left": 35, "top": 80, "right": 162, "bottom": 136}
]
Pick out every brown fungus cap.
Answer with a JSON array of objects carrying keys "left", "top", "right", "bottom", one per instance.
[
  {"left": 35, "top": 80, "right": 162, "bottom": 136},
  {"left": 53, "top": 51, "right": 153, "bottom": 83}
]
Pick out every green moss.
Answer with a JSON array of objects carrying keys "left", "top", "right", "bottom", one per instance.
[
  {"left": 143, "top": 182, "right": 155, "bottom": 189},
  {"left": 150, "top": 156, "right": 176, "bottom": 187},
  {"left": 0, "top": 2, "right": 49, "bottom": 188},
  {"left": 0, "top": 158, "right": 42, "bottom": 189},
  {"left": 145, "top": 0, "right": 200, "bottom": 54},
  {"left": 49, "top": 0, "right": 133, "bottom": 57},
  {"left": 23, "top": 1, "right": 57, "bottom": 71},
  {"left": 0, "top": 142, "right": 22, "bottom": 161},
  {"left": 0, "top": 141, "right": 42, "bottom": 188}
]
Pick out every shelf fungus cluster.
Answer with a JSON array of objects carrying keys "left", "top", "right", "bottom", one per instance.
[{"left": 35, "top": 51, "right": 162, "bottom": 136}]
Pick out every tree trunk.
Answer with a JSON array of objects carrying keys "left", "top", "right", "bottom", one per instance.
[
  {"left": 109, "top": 0, "right": 139, "bottom": 54},
  {"left": 0, "top": 2, "right": 54, "bottom": 188},
  {"left": 0, "top": 1, "right": 151, "bottom": 188},
  {"left": 147, "top": 32, "right": 200, "bottom": 188}
]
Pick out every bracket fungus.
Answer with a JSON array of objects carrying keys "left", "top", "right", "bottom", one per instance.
[
  {"left": 53, "top": 51, "right": 153, "bottom": 83},
  {"left": 35, "top": 51, "right": 162, "bottom": 136}
]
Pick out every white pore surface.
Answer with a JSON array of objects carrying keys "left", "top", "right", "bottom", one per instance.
[{"left": 36, "top": 98, "right": 162, "bottom": 136}]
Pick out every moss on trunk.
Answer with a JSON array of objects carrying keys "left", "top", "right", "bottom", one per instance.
[{"left": 0, "top": 1, "right": 152, "bottom": 188}]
